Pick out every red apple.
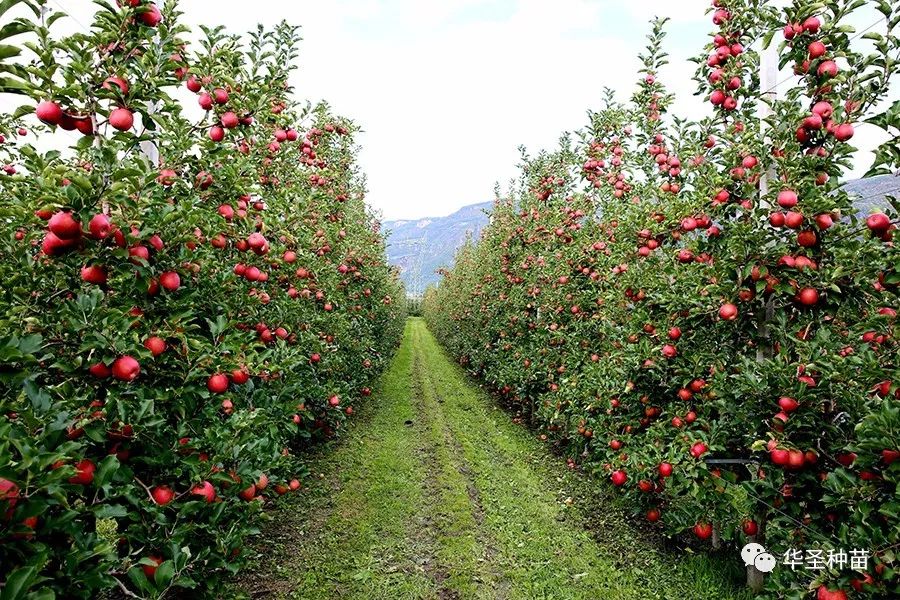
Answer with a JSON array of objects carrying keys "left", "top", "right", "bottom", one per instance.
[
  {"left": 209, "top": 125, "right": 225, "bottom": 142},
  {"left": 777, "top": 190, "right": 798, "bottom": 208},
  {"left": 778, "top": 396, "right": 798, "bottom": 412},
  {"left": 207, "top": 373, "right": 229, "bottom": 394},
  {"left": 866, "top": 213, "right": 891, "bottom": 235},
  {"left": 742, "top": 519, "right": 758, "bottom": 536},
  {"left": 151, "top": 485, "right": 174, "bottom": 506},
  {"left": 137, "top": 1, "right": 162, "bottom": 26},
  {"left": 816, "top": 586, "right": 848, "bottom": 600},
  {"left": 112, "top": 355, "right": 140, "bottom": 382},
  {"left": 239, "top": 484, "right": 256, "bottom": 501},
  {"left": 159, "top": 271, "right": 180, "bottom": 291},
  {"left": 36, "top": 100, "right": 63, "bottom": 126},
  {"left": 81, "top": 265, "right": 108, "bottom": 285},
  {"left": 693, "top": 522, "right": 713, "bottom": 540},
  {"left": 191, "top": 481, "right": 216, "bottom": 503},
  {"left": 143, "top": 336, "right": 166, "bottom": 356},
  {"left": 797, "top": 287, "right": 820, "bottom": 306},
  {"left": 719, "top": 303, "right": 738, "bottom": 321},
  {"left": 68, "top": 459, "right": 95, "bottom": 485},
  {"left": 89, "top": 214, "right": 111, "bottom": 239},
  {"left": 109, "top": 107, "right": 134, "bottom": 131},
  {"left": 48, "top": 211, "right": 82, "bottom": 240},
  {"left": 89, "top": 362, "right": 112, "bottom": 378}
]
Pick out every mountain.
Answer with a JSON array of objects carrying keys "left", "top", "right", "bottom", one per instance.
[
  {"left": 382, "top": 175, "right": 899, "bottom": 296},
  {"left": 383, "top": 202, "right": 492, "bottom": 295},
  {"left": 843, "top": 173, "right": 900, "bottom": 215}
]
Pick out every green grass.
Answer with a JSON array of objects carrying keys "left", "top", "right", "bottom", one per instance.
[{"left": 230, "top": 318, "right": 752, "bottom": 600}]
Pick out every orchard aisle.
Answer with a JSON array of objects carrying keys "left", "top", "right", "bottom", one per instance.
[{"left": 233, "top": 319, "right": 749, "bottom": 600}]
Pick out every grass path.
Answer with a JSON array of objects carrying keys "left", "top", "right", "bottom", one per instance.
[{"left": 231, "top": 318, "right": 750, "bottom": 600}]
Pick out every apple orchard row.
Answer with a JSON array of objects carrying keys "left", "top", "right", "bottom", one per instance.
[
  {"left": 1, "top": 2, "right": 404, "bottom": 598},
  {"left": 425, "top": 2, "right": 899, "bottom": 599}
]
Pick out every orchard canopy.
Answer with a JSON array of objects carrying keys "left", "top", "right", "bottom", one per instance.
[
  {"left": 0, "top": 0, "right": 900, "bottom": 600},
  {"left": 425, "top": 0, "right": 900, "bottom": 599},
  {"left": 0, "top": 0, "right": 404, "bottom": 598}
]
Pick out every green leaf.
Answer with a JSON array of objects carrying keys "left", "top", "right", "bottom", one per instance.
[
  {"left": 94, "top": 503, "right": 128, "bottom": 519},
  {"left": 154, "top": 560, "right": 175, "bottom": 587},
  {"left": 0, "top": 566, "right": 37, "bottom": 600}
]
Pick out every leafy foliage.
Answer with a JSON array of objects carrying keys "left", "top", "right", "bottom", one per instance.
[
  {"left": 0, "top": 1, "right": 404, "bottom": 598},
  {"left": 425, "top": 2, "right": 900, "bottom": 598}
]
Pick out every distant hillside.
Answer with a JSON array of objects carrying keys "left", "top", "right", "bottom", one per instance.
[
  {"left": 383, "top": 202, "right": 492, "bottom": 295},
  {"left": 843, "top": 173, "right": 900, "bottom": 215},
  {"left": 383, "top": 175, "right": 899, "bottom": 296}
]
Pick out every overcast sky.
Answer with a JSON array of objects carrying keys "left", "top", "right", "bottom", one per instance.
[{"left": 10, "top": 0, "right": 896, "bottom": 220}]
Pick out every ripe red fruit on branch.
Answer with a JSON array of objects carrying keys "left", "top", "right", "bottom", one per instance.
[
  {"left": 808, "top": 41, "right": 826, "bottom": 59},
  {"left": 718, "top": 303, "right": 738, "bottom": 321},
  {"left": 0, "top": 478, "right": 19, "bottom": 511},
  {"left": 797, "top": 287, "right": 820, "bottom": 306},
  {"left": 112, "top": 356, "right": 140, "bottom": 382},
  {"left": 41, "top": 232, "right": 76, "bottom": 256},
  {"left": 209, "top": 125, "right": 225, "bottom": 142},
  {"left": 36, "top": 100, "right": 63, "bottom": 126},
  {"left": 661, "top": 344, "right": 677, "bottom": 358},
  {"left": 160, "top": 271, "right": 180, "bottom": 291},
  {"left": 89, "top": 214, "right": 111, "bottom": 239},
  {"left": 151, "top": 485, "right": 174, "bottom": 506},
  {"left": 213, "top": 88, "right": 229, "bottom": 104},
  {"left": 238, "top": 484, "right": 256, "bottom": 501},
  {"left": 817, "top": 60, "right": 838, "bottom": 78},
  {"left": 771, "top": 448, "right": 789, "bottom": 465},
  {"left": 191, "top": 481, "right": 216, "bottom": 503},
  {"left": 89, "top": 362, "right": 111, "bottom": 378},
  {"left": 778, "top": 396, "right": 799, "bottom": 412},
  {"left": 221, "top": 111, "right": 239, "bottom": 128},
  {"left": 658, "top": 462, "right": 673, "bottom": 477},
  {"left": 68, "top": 459, "right": 96, "bottom": 485},
  {"left": 108, "top": 107, "right": 134, "bottom": 131},
  {"left": 816, "top": 586, "right": 848, "bottom": 600},
  {"left": 138, "top": 3, "right": 162, "bottom": 27},
  {"left": 815, "top": 214, "right": 833, "bottom": 230},
  {"left": 690, "top": 442, "right": 707, "bottom": 458},
  {"left": 143, "top": 336, "right": 166, "bottom": 356},
  {"left": 866, "top": 213, "right": 891, "bottom": 235},
  {"left": 777, "top": 190, "right": 798, "bottom": 208},
  {"left": 142, "top": 556, "right": 163, "bottom": 579},
  {"left": 81, "top": 265, "right": 108, "bottom": 285},
  {"left": 797, "top": 230, "right": 817, "bottom": 247},
  {"left": 48, "top": 211, "right": 81, "bottom": 240},
  {"left": 693, "top": 522, "right": 713, "bottom": 540},
  {"left": 231, "top": 369, "right": 249, "bottom": 384},
  {"left": 646, "top": 508, "right": 660, "bottom": 522},
  {"left": 610, "top": 469, "right": 627, "bottom": 486},
  {"left": 742, "top": 520, "right": 758, "bottom": 536},
  {"left": 186, "top": 75, "right": 201, "bottom": 92},
  {"left": 103, "top": 75, "right": 129, "bottom": 95},
  {"left": 834, "top": 123, "right": 854, "bottom": 141},
  {"left": 207, "top": 373, "right": 229, "bottom": 394}
]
